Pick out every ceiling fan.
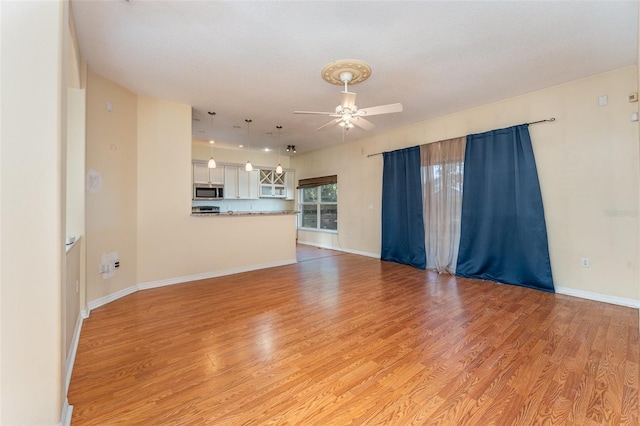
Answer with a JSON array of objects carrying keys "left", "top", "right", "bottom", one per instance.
[{"left": 294, "top": 59, "right": 403, "bottom": 132}]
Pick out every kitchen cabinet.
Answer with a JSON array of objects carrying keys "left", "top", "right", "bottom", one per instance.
[
  {"left": 260, "top": 169, "right": 286, "bottom": 198},
  {"left": 224, "top": 165, "right": 259, "bottom": 199},
  {"left": 224, "top": 165, "right": 238, "bottom": 198},
  {"left": 285, "top": 171, "right": 295, "bottom": 200},
  {"left": 239, "top": 169, "right": 259, "bottom": 199},
  {"left": 193, "top": 161, "right": 224, "bottom": 184}
]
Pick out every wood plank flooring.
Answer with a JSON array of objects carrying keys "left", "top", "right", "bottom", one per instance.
[{"left": 68, "top": 246, "right": 639, "bottom": 425}]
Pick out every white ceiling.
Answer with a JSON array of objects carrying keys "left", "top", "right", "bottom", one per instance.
[{"left": 72, "top": 0, "right": 638, "bottom": 155}]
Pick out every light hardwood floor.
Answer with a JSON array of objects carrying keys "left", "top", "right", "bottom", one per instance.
[{"left": 68, "top": 246, "right": 639, "bottom": 425}]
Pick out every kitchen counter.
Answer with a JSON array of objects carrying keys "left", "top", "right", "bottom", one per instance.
[{"left": 191, "top": 210, "right": 298, "bottom": 217}]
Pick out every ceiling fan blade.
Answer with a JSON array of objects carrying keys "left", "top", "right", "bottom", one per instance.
[
  {"left": 316, "top": 118, "right": 340, "bottom": 131},
  {"left": 341, "top": 91, "right": 356, "bottom": 110},
  {"left": 357, "top": 103, "right": 403, "bottom": 117},
  {"left": 294, "top": 110, "right": 336, "bottom": 115},
  {"left": 352, "top": 117, "right": 375, "bottom": 131}
]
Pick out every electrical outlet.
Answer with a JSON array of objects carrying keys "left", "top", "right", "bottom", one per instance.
[{"left": 580, "top": 257, "right": 590, "bottom": 268}]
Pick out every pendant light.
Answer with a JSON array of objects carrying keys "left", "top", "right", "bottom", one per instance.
[
  {"left": 207, "top": 111, "right": 216, "bottom": 169},
  {"left": 275, "top": 125, "right": 283, "bottom": 174},
  {"left": 245, "top": 119, "right": 253, "bottom": 171}
]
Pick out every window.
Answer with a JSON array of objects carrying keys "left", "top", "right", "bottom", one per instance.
[{"left": 300, "top": 183, "right": 337, "bottom": 231}]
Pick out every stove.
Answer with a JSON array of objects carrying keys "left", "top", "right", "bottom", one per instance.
[{"left": 192, "top": 206, "right": 220, "bottom": 214}]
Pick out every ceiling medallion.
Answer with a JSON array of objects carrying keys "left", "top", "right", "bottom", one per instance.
[{"left": 321, "top": 59, "right": 371, "bottom": 86}]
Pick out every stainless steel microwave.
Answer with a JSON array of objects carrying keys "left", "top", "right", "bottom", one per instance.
[{"left": 193, "top": 183, "right": 224, "bottom": 200}]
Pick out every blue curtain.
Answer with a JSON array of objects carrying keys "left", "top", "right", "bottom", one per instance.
[
  {"left": 381, "top": 146, "right": 426, "bottom": 269},
  {"left": 456, "top": 124, "right": 554, "bottom": 292}
]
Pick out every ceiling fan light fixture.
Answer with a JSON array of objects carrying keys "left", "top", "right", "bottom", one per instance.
[
  {"left": 321, "top": 59, "right": 371, "bottom": 86},
  {"left": 294, "top": 59, "right": 402, "bottom": 133}
]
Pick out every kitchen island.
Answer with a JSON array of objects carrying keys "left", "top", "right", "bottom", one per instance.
[
  {"left": 191, "top": 210, "right": 298, "bottom": 217},
  {"left": 137, "top": 210, "right": 297, "bottom": 289}
]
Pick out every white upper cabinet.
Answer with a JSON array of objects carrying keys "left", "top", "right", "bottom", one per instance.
[
  {"left": 259, "top": 169, "right": 287, "bottom": 198},
  {"left": 193, "top": 161, "right": 224, "bottom": 184},
  {"left": 193, "top": 162, "right": 209, "bottom": 183},
  {"left": 193, "top": 160, "right": 292, "bottom": 201},
  {"left": 239, "top": 169, "right": 259, "bottom": 199},
  {"left": 224, "top": 165, "right": 238, "bottom": 198},
  {"left": 285, "top": 171, "right": 295, "bottom": 200}
]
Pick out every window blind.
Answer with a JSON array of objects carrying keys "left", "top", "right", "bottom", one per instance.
[{"left": 297, "top": 175, "right": 337, "bottom": 189}]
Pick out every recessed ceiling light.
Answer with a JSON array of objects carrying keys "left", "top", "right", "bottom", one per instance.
[
  {"left": 238, "top": 144, "right": 244, "bottom": 148},
  {"left": 264, "top": 148, "right": 271, "bottom": 152}
]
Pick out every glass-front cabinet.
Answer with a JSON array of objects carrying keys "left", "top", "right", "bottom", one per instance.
[{"left": 260, "top": 169, "right": 287, "bottom": 198}]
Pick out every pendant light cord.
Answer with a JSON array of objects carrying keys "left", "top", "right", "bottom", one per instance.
[{"left": 245, "top": 119, "right": 253, "bottom": 171}]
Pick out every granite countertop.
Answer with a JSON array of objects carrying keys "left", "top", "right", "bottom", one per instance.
[{"left": 191, "top": 210, "right": 298, "bottom": 217}]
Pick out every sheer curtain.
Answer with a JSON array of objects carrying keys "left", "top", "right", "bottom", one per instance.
[{"left": 420, "top": 137, "right": 466, "bottom": 274}]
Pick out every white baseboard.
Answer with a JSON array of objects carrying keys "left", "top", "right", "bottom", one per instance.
[
  {"left": 295, "top": 244, "right": 639, "bottom": 309},
  {"left": 137, "top": 258, "right": 297, "bottom": 291},
  {"left": 87, "top": 259, "right": 298, "bottom": 310},
  {"left": 65, "top": 314, "right": 84, "bottom": 394},
  {"left": 85, "top": 258, "right": 639, "bottom": 320},
  {"left": 59, "top": 398, "right": 73, "bottom": 426},
  {"left": 87, "top": 285, "right": 138, "bottom": 311},
  {"left": 555, "top": 286, "right": 640, "bottom": 309},
  {"left": 297, "top": 241, "right": 380, "bottom": 259}
]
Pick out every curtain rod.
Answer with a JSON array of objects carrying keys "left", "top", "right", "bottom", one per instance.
[{"left": 366, "top": 117, "right": 556, "bottom": 158}]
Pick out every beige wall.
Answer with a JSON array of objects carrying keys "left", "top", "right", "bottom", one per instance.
[
  {"left": 137, "top": 96, "right": 296, "bottom": 284},
  {"left": 85, "top": 71, "right": 138, "bottom": 302},
  {"left": 1, "top": 2, "right": 3, "bottom": 418},
  {"left": 85, "top": 77, "right": 297, "bottom": 302},
  {"left": 66, "top": 84, "right": 85, "bottom": 333},
  {"left": 293, "top": 66, "right": 640, "bottom": 302},
  {"left": 1, "top": 1, "right": 65, "bottom": 424},
  {"left": 635, "top": 4, "right": 640, "bottom": 310},
  {"left": 66, "top": 87, "right": 86, "bottom": 242}
]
